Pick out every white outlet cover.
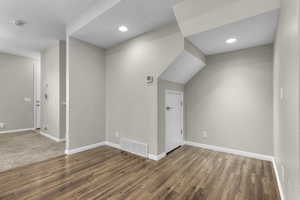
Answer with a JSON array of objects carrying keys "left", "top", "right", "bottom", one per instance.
[
  {"left": 202, "top": 131, "right": 208, "bottom": 138},
  {"left": 280, "top": 88, "right": 284, "bottom": 100},
  {"left": 281, "top": 165, "right": 285, "bottom": 181},
  {"left": 24, "top": 97, "right": 32, "bottom": 102},
  {"left": 115, "top": 131, "right": 119, "bottom": 138},
  {"left": 0, "top": 123, "right": 5, "bottom": 129}
]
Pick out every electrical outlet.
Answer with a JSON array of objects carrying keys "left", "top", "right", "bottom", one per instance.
[
  {"left": 281, "top": 165, "right": 285, "bottom": 182},
  {"left": 202, "top": 131, "right": 208, "bottom": 138},
  {"left": 24, "top": 97, "right": 31, "bottom": 102},
  {"left": 0, "top": 123, "right": 5, "bottom": 129},
  {"left": 115, "top": 131, "right": 119, "bottom": 138}
]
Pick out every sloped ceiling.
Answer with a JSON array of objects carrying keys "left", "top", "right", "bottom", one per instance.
[
  {"left": 173, "top": 0, "right": 280, "bottom": 37},
  {"left": 160, "top": 50, "right": 205, "bottom": 84},
  {"left": 71, "top": 0, "right": 177, "bottom": 48},
  {"left": 188, "top": 10, "right": 279, "bottom": 55},
  {"left": 159, "top": 40, "right": 206, "bottom": 84}
]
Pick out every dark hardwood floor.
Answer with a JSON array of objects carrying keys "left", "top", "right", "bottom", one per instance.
[{"left": 0, "top": 145, "right": 280, "bottom": 200}]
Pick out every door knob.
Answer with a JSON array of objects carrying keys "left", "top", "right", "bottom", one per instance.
[{"left": 166, "top": 106, "right": 174, "bottom": 110}]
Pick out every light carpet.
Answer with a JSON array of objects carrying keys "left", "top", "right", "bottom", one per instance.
[{"left": 0, "top": 130, "right": 65, "bottom": 172}]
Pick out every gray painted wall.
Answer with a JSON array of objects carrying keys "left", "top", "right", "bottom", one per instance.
[
  {"left": 0, "top": 52, "right": 36, "bottom": 131},
  {"left": 41, "top": 41, "right": 65, "bottom": 139},
  {"left": 68, "top": 37, "right": 106, "bottom": 150},
  {"left": 157, "top": 79, "right": 184, "bottom": 154},
  {"left": 105, "top": 24, "right": 184, "bottom": 155},
  {"left": 273, "top": 0, "right": 300, "bottom": 198},
  {"left": 185, "top": 45, "right": 274, "bottom": 155}
]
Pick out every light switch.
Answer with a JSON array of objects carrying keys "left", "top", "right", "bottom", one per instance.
[
  {"left": 0, "top": 123, "right": 5, "bottom": 129},
  {"left": 24, "top": 97, "right": 31, "bottom": 102},
  {"left": 280, "top": 88, "right": 284, "bottom": 100},
  {"left": 202, "top": 131, "right": 208, "bottom": 138}
]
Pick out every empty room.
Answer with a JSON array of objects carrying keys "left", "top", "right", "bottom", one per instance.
[{"left": 0, "top": 0, "right": 299, "bottom": 200}]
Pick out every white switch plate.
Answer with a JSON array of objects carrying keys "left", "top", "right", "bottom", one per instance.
[
  {"left": 0, "top": 123, "right": 5, "bottom": 129},
  {"left": 24, "top": 97, "right": 31, "bottom": 102},
  {"left": 115, "top": 131, "right": 119, "bottom": 138},
  {"left": 202, "top": 131, "right": 208, "bottom": 138},
  {"left": 280, "top": 88, "right": 284, "bottom": 100},
  {"left": 281, "top": 165, "right": 285, "bottom": 182}
]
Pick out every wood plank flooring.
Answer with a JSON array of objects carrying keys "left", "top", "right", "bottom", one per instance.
[{"left": 0, "top": 145, "right": 280, "bottom": 200}]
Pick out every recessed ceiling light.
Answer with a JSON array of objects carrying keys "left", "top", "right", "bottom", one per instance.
[
  {"left": 12, "top": 19, "right": 27, "bottom": 27},
  {"left": 118, "top": 25, "right": 128, "bottom": 32},
  {"left": 226, "top": 38, "right": 237, "bottom": 44}
]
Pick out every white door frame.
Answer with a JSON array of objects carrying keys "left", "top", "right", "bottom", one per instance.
[
  {"left": 165, "top": 89, "right": 184, "bottom": 153},
  {"left": 33, "top": 61, "right": 41, "bottom": 129}
]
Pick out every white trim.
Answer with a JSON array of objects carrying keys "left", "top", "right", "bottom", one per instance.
[
  {"left": 65, "top": 142, "right": 106, "bottom": 155},
  {"left": 148, "top": 152, "right": 167, "bottom": 161},
  {"left": 0, "top": 128, "right": 35, "bottom": 134},
  {"left": 106, "top": 140, "right": 149, "bottom": 158},
  {"left": 272, "top": 158, "right": 285, "bottom": 200},
  {"left": 65, "top": 36, "right": 70, "bottom": 152},
  {"left": 165, "top": 89, "right": 184, "bottom": 153},
  {"left": 40, "top": 131, "right": 65, "bottom": 143},
  {"left": 185, "top": 141, "right": 273, "bottom": 161},
  {"left": 105, "top": 141, "right": 122, "bottom": 150},
  {"left": 33, "top": 61, "right": 41, "bottom": 129},
  {"left": 105, "top": 141, "right": 166, "bottom": 161}
]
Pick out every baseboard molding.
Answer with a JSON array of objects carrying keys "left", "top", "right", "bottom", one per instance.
[
  {"left": 105, "top": 141, "right": 165, "bottom": 161},
  {"left": 65, "top": 140, "right": 273, "bottom": 162},
  {"left": 272, "top": 158, "right": 285, "bottom": 200},
  {"left": 40, "top": 131, "right": 65, "bottom": 143},
  {"left": 105, "top": 141, "right": 148, "bottom": 158},
  {"left": 185, "top": 141, "right": 273, "bottom": 161},
  {"left": 65, "top": 141, "right": 106, "bottom": 155},
  {"left": 105, "top": 141, "right": 122, "bottom": 150},
  {"left": 148, "top": 152, "right": 166, "bottom": 161},
  {"left": 0, "top": 128, "right": 35, "bottom": 134}
]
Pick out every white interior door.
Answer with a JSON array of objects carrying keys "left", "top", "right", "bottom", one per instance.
[{"left": 165, "top": 90, "right": 183, "bottom": 153}]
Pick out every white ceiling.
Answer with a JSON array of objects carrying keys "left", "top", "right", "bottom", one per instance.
[
  {"left": 72, "top": 0, "right": 177, "bottom": 48},
  {"left": 160, "top": 51, "right": 206, "bottom": 84},
  {"left": 0, "top": 1, "right": 279, "bottom": 58},
  {"left": 188, "top": 10, "right": 279, "bottom": 55},
  {"left": 0, "top": 0, "right": 100, "bottom": 58}
]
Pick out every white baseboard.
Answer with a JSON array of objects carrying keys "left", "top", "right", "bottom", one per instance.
[
  {"left": 105, "top": 141, "right": 165, "bottom": 161},
  {"left": 65, "top": 141, "right": 106, "bottom": 155},
  {"left": 148, "top": 152, "right": 166, "bottom": 161},
  {"left": 185, "top": 141, "right": 273, "bottom": 161},
  {"left": 0, "top": 128, "right": 35, "bottom": 134},
  {"left": 272, "top": 158, "right": 285, "bottom": 200},
  {"left": 40, "top": 131, "right": 65, "bottom": 143},
  {"left": 105, "top": 141, "right": 148, "bottom": 158},
  {"left": 105, "top": 141, "right": 122, "bottom": 150},
  {"left": 65, "top": 140, "right": 273, "bottom": 163}
]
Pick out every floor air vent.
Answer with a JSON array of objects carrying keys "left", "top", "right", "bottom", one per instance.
[{"left": 120, "top": 138, "right": 148, "bottom": 158}]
